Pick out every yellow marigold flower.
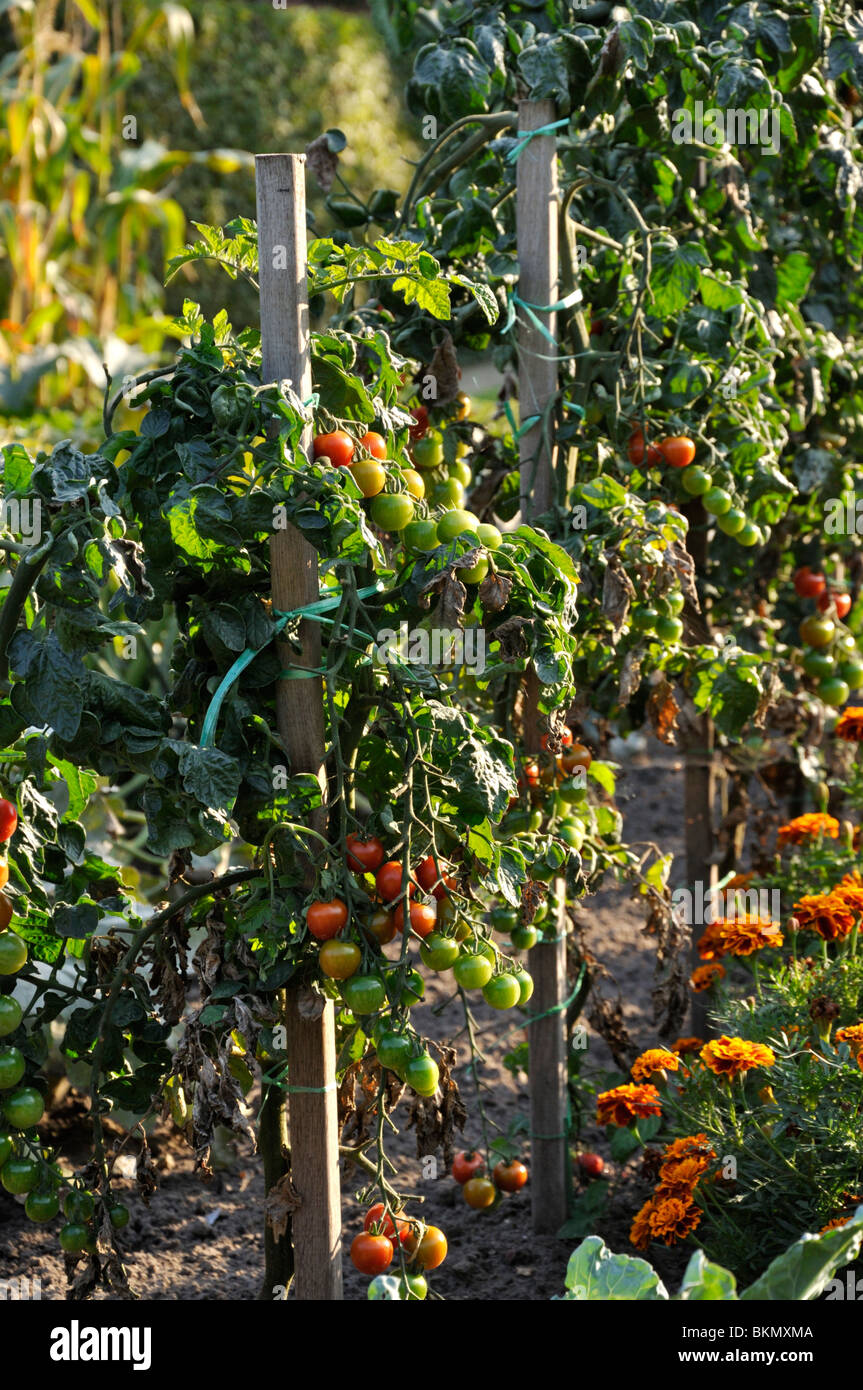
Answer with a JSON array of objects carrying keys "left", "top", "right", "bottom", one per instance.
[
  {"left": 836, "top": 1024, "right": 863, "bottom": 1061},
  {"left": 672, "top": 1036, "right": 704, "bottom": 1056},
  {"left": 777, "top": 813, "right": 840, "bottom": 848},
  {"left": 835, "top": 708, "right": 863, "bottom": 742},
  {"left": 648, "top": 1195, "right": 702, "bottom": 1246},
  {"left": 758, "top": 1085, "right": 778, "bottom": 1106},
  {"left": 691, "top": 961, "right": 725, "bottom": 992},
  {"left": 700, "top": 1035, "right": 775, "bottom": 1080},
  {"left": 596, "top": 1083, "right": 662, "bottom": 1128},
  {"left": 792, "top": 892, "right": 856, "bottom": 942},
  {"left": 631, "top": 1048, "right": 681, "bottom": 1083}
]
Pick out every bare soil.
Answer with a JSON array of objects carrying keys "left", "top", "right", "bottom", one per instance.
[{"left": 0, "top": 744, "right": 692, "bottom": 1301}]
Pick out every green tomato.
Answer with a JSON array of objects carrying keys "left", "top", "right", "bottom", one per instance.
[
  {"left": 59, "top": 1222, "right": 90, "bottom": 1254},
  {"left": 655, "top": 615, "right": 684, "bottom": 644},
  {"left": 1, "top": 1155, "right": 39, "bottom": 1193},
  {"left": 819, "top": 677, "right": 850, "bottom": 707},
  {"left": 457, "top": 555, "right": 489, "bottom": 584},
  {"left": 398, "top": 1272, "right": 428, "bottom": 1300},
  {"left": 376, "top": 1032, "right": 413, "bottom": 1074},
  {"left": 25, "top": 1189, "right": 60, "bottom": 1222},
  {"left": 802, "top": 649, "right": 835, "bottom": 679},
  {"left": 402, "top": 519, "right": 440, "bottom": 552},
  {"left": 499, "top": 809, "right": 543, "bottom": 837},
  {"left": 431, "top": 477, "right": 466, "bottom": 509},
  {"left": 737, "top": 521, "right": 762, "bottom": 547},
  {"left": 557, "top": 778, "right": 586, "bottom": 806},
  {"left": 411, "top": 435, "right": 444, "bottom": 470},
  {"left": 0, "top": 995, "right": 22, "bottom": 1037},
  {"left": 703, "top": 487, "right": 733, "bottom": 516},
  {"left": 839, "top": 659, "right": 863, "bottom": 691},
  {"left": 419, "top": 933, "right": 461, "bottom": 972},
  {"left": 109, "top": 1203, "right": 130, "bottom": 1229},
  {"left": 836, "top": 632, "right": 857, "bottom": 654},
  {"left": 514, "top": 969, "right": 534, "bottom": 1006},
  {"left": 0, "top": 1046, "right": 25, "bottom": 1090},
  {"left": 631, "top": 606, "right": 658, "bottom": 633},
  {"left": 449, "top": 460, "right": 472, "bottom": 487},
  {"left": 453, "top": 954, "right": 493, "bottom": 990},
  {"left": 656, "top": 591, "right": 684, "bottom": 617},
  {"left": 0, "top": 933, "right": 27, "bottom": 976},
  {"left": 680, "top": 466, "right": 712, "bottom": 496},
  {"left": 483, "top": 975, "right": 522, "bottom": 1010},
  {"left": 491, "top": 905, "right": 520, "bottom": 934},
  {"left": 437, "top": 509, "right": 480, "bottom": 543},
  {"left": 404, "top": 1053, "right": 439, "bottom": 1096},
  {"left": 558, "top": 821, "right": 584, "bottom": 851},
  {"left": 370, "top": 494, "right": 415, "bottom": 533},
  {"left": 716, "top": 506, "right": 747, "bottom": 536},
  {"left": 3, "top": 1086, "right": 44, "bottom": 1129},
  {"left": 64, "top": 1189, "right": 96, "bottom": 1222},
  {"left": 399, "top": 969, "right": 425, "bottom": 1007},
  {"left": 511, "top": 924, "right": 538, "bottom": 951},
  {"left": 476, "top": 523, "right": 502, "bottom": 550},
  {"left": 341, "top": 975, "right": 388, "bottom": 1016},
  {"left": 0, "top": 1131, "right": 11, "bottom": 1166}
]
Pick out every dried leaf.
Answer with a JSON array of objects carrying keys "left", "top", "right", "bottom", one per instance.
[
  {"left": 426, "top": 331, "right": 460, "bottom": 406},
  {"left": 305, "top": 133, "right": 339, "bottom": 192},
  {"left": 265, "top": 1173, "right": 302, "bottom": 1241},
  {"left": 618, "top": 647, "right": 643, "bottom": 705},
  {"left": 647, "top": 678, "right": 680, "bottom": 745},
  {"left": 601, "top": 554, "right": 634, "bottom": 635},
  {"left": 493, "top": 615, "right": 530, "bottom": 662},
  {"left": 296, "top": 987, "right": 325, "bottom": 1021}
]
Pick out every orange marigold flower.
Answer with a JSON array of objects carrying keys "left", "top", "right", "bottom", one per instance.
[
  {"left": 656, "top": 1154, "right": 712, "bottom": 1197},
  {"left": 648, "top": 1195, "right": 702, "bottom": 1246},
  {"left": 792, "top": 892, "right": 856, "bottom": 942},
  {"left": 596, "top": 1083, "right": 662, "bottom": 1128},
  {"left": 835, "top": 1024, "right": 863, "bottom": 1060},
  {"left": 835, "top": 708, "right": 863, "bottom": 742},
  {"left": 777, "top": 813, "right": 840, "bottom": 848},
  {"left": 700, "top": 1035, "right": 775, "bottom": 1080},
  {"left": 691, "top": 961, "right": 725, "bottom": 992},
  {"left": 819, "top": 1215, "right": 852, "bottom": 1234},
  {"left": 629, "top": 1198, "right": 657, "bottom": 1252},
  {"left": 726, "top": 872, "right": 754, "bottom": 889},
  {"left": 662, "top": 1134, "right": 716, "bottom": 1162},
  {"left": 631, "top": 1048, "right": 681, "bottom": 1083},
  {"left": 833, "top": 873, "right": 863, "bottom": 917},
  {"left": 672, "top": 1036, "right": 705, "bottom": 1056},
  {"left": 697, "top": 920, "right": 728, "bottom": 960},
  {"left": 717, "top": 915, "right": 783, "bottom": 956}
]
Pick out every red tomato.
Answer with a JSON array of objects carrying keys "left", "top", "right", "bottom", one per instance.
[
  {"left": 375, "top": 861, "right": 414, "bottom": 904},
  {"left": 409, "top": 406, "right": 429, "bottom": 440},
  {"left": 794, "top": 567, "right": 827, "bottom": 599},
  {"left": 313, "top": 431, "right": 355, "bottom": 468},
  {"left": 345, "top": 833, "right": 385, "bottom": 874},
  {"left": 560, "top": 742, "right": 592, "bottom": 773},
  {"left": 364, "top": 1202, "right": 411, "bottom": 1246},
  {"left": 818, "top": 590, "right": 852, "bottom": 618},
  {"left": 493, "top": 1159, "right": 529, "bottom": 1193},
  {"left": 541, "top": 727, "right": 573, "bottom": 751},
  {"left": 414, "top": 854, "right": 456, "bottom": 901},
  {"left": 350, "top": 1231, "right": 394, "bottom": 1275},
  {"left": 452, "top": 1150, "right": 485, "bottom": 1184},
  {"left": 0, "top": 894, "right": 13, "bottom": 931},
  {"left": 659, "top": 436, "right": 696, "bottom": 468},
  {"left": 578, "top": 1151, "right": 605, "bottom": 1179},
  {"left": 394, "top": 900, "right": 436, "bottom": 939},
  {"left": 306, "top": 899, "right": 348, "bottom": 940},
  {"left": 360, "top": 431, "right": 387, "bottom": 459},
  {"left": 0, "top": 800, "right": 17, "bottom": 843},
  {"left": 522, "top": 759, "right": 541, "bottom": 789},
  {"left": 627, "top": 430, "right": 663, "bottom": 467}
]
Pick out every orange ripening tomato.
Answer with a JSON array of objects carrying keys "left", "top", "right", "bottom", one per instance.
[
  {"left": 0, "top": 863, "right": 8, "bottom": 891},
  {"left": 360, "top": 431, "right": 387, "bottom": 459},
  {"left": 306, "top": 899, "right": 348, "bottom": 940},
  {"left": 659, "top": 436, "right": 696, "bottom": 468},
  {"left": 818, "top": 590, "right": 851, "bottom": 618},
  {"left": 349, "top": 458, "right": 386, "bottom": 498},
  {"left": 409, "top": 1225, "right": 447, "bottom": 1270},
  {"left": 451, "top": 1150, "right": 485, "bottom": 1184},
  {"left": 463, "top": 1176, "right": 496, "bottom": 1209},
  {"left": 346, "top": 833, "right": 385, "bottom": 874},
  {"left": 363, "top": 909, "right": 397, "bottom": 946},
  {"left": 318, "top": 940, "right": 361, "bottom": 980},
  {"left": 313, "top": 430, "right": 355, "bottom": 468},
  {"left": 394, "top": 900, "right": 436, "bottom": 939},
  {"left": 0, "top": 894, "right": 13, "bottom": 930},
  {"left": 0, "top": 800, "right": 17, "bottom": 843},
  {"left": 409, "top": 405, "right": 429, "bottom": 440},
  {"left": 493, "top": 1159, "right": 529, "bottom": 1193},
  {"left": 560, "top": 742, "right": 592, "bottom": 774},
  {"left": 628, "top": 430, "right": 663, "bottom": 467}
]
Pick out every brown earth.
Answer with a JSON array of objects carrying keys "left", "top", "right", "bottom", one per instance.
[{"left": 0, "top": 744, "right": 694, "bottom": 1301}]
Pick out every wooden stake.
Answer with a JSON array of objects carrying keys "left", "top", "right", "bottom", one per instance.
[
  {"left": 516, "top": 100, "right": 569, "bottom": 1234},
  {"left": 255, "top": 153, "right": 342, "bottom": 1301}
]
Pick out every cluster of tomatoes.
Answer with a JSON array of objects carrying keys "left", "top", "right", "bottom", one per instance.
[
  {"left": 794, "top": 566, "right": 862, "bottom": 707},
  {"left": 351, "top": 1202, "right": 448, "bottom": 1298},
  {"left": 628, "top": 429, "right": 764, "bottom": 549},
  {"left": 311, "top": 393, "right": 503, "bottom": 580},
  {"left": 0, "top": 797, "right": 130, "bottom": 1249},
  {"left": 306, "top": 836, "right": 534, "bottom": 1098},
  {"left": 451, "top": 1147, "right": 528, "bottom": 1210}
]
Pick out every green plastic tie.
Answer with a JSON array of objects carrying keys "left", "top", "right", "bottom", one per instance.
[
  {"left": 503, "top": 287, "right": 583, "bottom": 346},
  {"left": 505, "top": 118, "right": 571, "bottom": 162}
]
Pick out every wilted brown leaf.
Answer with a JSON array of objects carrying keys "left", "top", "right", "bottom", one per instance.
[
  {"left": 618, "top": 647, "right": 643, "bottom": 706},
  {"left": 265, "top": 1173, "right": 302, "bottom": 1241},
  {"left": 493, "top": 615, "right": 530, "bottom": 662},
  {"left": 296, "top": 987, "right": 325, "bottom": 1021},
  {"left": 479, "top": 570, "right": 512, "bottom": 613},
  {"left": 601, "top": 554, "right": 634, "bottom": 635},
  {"left": 305, "top": 133, "right": 339, "bottom": 192},
  {"left": 647, "top": 678, "right": 680, "bottom": 745},
  {"left": 426, "top": 331, "right": 460, "bottom": 406}
]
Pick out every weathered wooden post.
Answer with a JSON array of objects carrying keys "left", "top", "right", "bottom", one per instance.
[
  {"left": 516, "top": 100, "right": 570, "bottom": 1234},
  {"left": 256, "top": 153, "right": 342, "bottom": 1300}
]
